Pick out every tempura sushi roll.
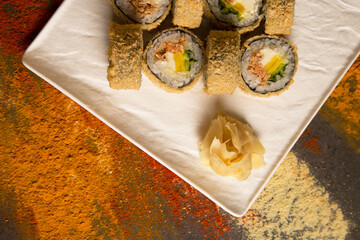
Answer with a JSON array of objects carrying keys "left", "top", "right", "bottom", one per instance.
[
  {"left": 265, "top": 0, "right": 295, "bottom": 35},
  {"left": 109, "top": 0, "right": 171, "bottom": 30},
  {"left": 204, "top": 30, "right": 241, "bottom": 95},
  {"left": 143, "top": 28, "right": 204, "bottom": 93},
  {"left": 107, "top": 22, "right": 143, "bottom": 90},
  {"left": 205, "top": 0, "right": 264, "bottom": 33},
  {"left": 239, "top": 35, "right": 298, "bottom": 96},
  {"left": 172, "top": 0, "right": 204, "bottom": 29}
]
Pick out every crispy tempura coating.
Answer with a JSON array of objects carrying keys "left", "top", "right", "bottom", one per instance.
[
  {"left": 172, "top": 0, "right": 204, "bottom": 29},
  {"left": 265, "top": 0, "right": 295, "bottom": 35},
  {"left": 107, "top": 22, "right": 143, "bottom": 90},
  {"left": 204, "top": 30, "right": 241, "bottom": 95}
]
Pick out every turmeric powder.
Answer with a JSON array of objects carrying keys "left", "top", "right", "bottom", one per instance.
[{"left": 320, "top": 57, "right": 360, "bottom": 152}]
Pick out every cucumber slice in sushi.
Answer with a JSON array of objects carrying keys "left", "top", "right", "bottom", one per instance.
[
  {"left": 205, "top": 0, "right": 264, "bottom": 33},
  {"left": 239, "top": 35, "right": 298, "bottom": 97},
  {"left": 143, "top": 28, "right": 204, "bottom": 93}
]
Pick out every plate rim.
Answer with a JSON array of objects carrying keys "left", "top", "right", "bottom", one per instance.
[{"left": 21, "top": 0, "right": 360, "bottom": 217}]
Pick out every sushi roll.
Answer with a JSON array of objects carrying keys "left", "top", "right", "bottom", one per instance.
[
  {"left": 109, "top": 0, "right": 171, "bottom": 30},
  {"left": 239, "top": 35, "right": 298, "bottom": 96},
  {"left": 265, "top": 0, "right": 295, "bottom": 35},
  {"left": 172, "top": 0, "right": 204, "bottom": 29},
  {"left": 204, "top": 30, "right": 241, "bottom": 95},
  {"left": 204, "top": 0, "right": 264, "bottom": 33},
  {"left": 107, "top": 22, "right": 143, "bottom": 90},
  {"left": 143, "top": 28, "right": 204, "bottom": 93}
]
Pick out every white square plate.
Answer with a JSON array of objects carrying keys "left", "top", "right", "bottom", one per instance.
[{"left": 23, "top": 0, "right": 360, "bottom": 217}]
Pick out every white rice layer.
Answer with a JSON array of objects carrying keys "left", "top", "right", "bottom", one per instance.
[
  {"left": 241, "top": 38, "right": 296, "bottom": 93},
  {"left": 115, "top": 0, "right": 170, "bottom": 24},
  {"left": 207, "top": 0, "right": 262, "bottom": 27},
  {"left": 146, "top": 30, "right": 203, "bottom": 88}
]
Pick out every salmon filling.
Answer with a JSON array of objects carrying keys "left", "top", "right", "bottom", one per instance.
[
  {"left": 247, "top": 49, "right": 287, "bottom": 85},
  {"left": 247, "top": 51, "right": 270, "bottom": 85},
  {"left": 129, "top": 0, "right": 158, "bottom": 18},
  {"left": 154, "top": 36, "right": 197, "bottom": 73},
  {"left": 155, "top": 36, "right": 186, "bottom": 61}
]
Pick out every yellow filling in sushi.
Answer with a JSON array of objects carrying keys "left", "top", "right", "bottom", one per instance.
[
  {"left": 224, "top": 1, "right": 245, "bottom": 14},
  {"left": 174, "top": 52, "right": 186, "bottom": 72},
  {"left": 155, "top": 36, "right": 197, "bottom": 73},
  {"left": 219, "top": 0, "right": 246, "bottom": 19},
  {"left": 264, "top": 55, "right": 283, "bottom": 75},
  {"left": 219, "top": 0, "right": 260, "bottom": 19},
  {"left": 248, "top": 48, "right": 288, "bottom": 84}
]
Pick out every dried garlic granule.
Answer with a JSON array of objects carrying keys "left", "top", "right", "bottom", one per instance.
[
  {"left": 199, "top": 113, "right": 265, "bottom": 181},
  {"left": 239, "top": 151, "right": 349, "bottom": 239}
]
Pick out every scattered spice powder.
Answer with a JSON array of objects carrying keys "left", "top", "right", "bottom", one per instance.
[
  {"left": 306, "top": 136, "right": 321, "bottom": 153},
  {"left": 319, "top": 57, "right": 360, "bottom": 152},
  {"left": 1, "top": 94, "right": 125, "bottom": 238},
  {"left": 239, "top": 151, "right": 349, "bottom": 239},
  {"left": 301, "top": 127, "right": 321, "bottom": 153}
]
